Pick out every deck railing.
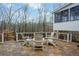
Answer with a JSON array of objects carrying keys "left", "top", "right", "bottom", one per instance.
[{"left": 16, "top": 32, "right": 52, "bottom": 42}]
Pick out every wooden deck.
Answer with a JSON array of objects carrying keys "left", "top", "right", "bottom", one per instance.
[{"left": 0, "top": 40, "right": 79, "bottom": 56}]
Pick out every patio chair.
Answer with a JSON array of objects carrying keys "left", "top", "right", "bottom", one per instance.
[
  {"left": 22, "top": 35, "right": 32, "bottom": 46},
  {"left": 32, "top": 33, "right": 48, "bottom": 51},
  {"left": 46, "top": 32, "right": 58, "bottom": 47}
]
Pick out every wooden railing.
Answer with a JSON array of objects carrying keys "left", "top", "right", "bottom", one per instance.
[{"left": 16, "top": 32, "right": 52, "bottom": 42}]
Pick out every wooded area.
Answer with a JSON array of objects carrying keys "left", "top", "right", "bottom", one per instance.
[
  {"left": 0, "top": 4, "right": 53, "bottom": 33},
  {"left": 0, "top": 4, "right": 53, "bottom": 41}
]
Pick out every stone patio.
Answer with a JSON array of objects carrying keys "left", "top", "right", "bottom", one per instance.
[{"left": 0, "top": 40, "right": 79, "bottom": 56}]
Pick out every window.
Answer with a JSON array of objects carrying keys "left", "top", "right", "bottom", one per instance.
[
  {"left": 54, "top": 5, "right": 79, "bottom": 23},
  {"left": 61, "top": 9, "right": 69, "bottom": 22},
  {"left": 55, "top": 9, "right": 69, "bottom": 23},
  {"left": 55, "top": 12, "right": 62, "bottom": 23},
  {"left": 70, "top": 5, "right": 79, "bottom": 21}
]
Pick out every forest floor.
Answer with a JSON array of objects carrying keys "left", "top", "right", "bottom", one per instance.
[{"left": 0, "top": 40, "right": 79, "bottom": 56}]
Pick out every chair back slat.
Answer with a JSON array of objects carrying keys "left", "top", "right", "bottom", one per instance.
[
  {"left": 34, "top": 33, "right": 43, "bottom": 40},
  {"left": 51, "top": 32, "right": 54, "bottom": 37}
]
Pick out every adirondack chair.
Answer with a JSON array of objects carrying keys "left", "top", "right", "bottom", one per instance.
[
  {"left": 22, "top": 35, "right": 32, "bottom": 46},
  {"left": 46, "top": 32, "right": 58, "bottom": 47},
  {"left": 32, "top": 33, "right": 48, "bottom": 51}
]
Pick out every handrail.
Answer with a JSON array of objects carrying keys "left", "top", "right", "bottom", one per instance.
[{"left": 16, "top": 32, "right": 51, "bottom": 34}]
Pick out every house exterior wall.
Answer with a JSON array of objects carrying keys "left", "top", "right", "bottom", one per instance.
[
  {"left": 53, "top": 3, "right": 79, "bottom": 31},
  {"left": 53, "top": 20, "right": 79, "bottom": 31}
]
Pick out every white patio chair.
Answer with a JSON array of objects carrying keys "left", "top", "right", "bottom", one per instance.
[
  {"left": 32, "top": 33, "right": 48, "bottom": 51},
  {"left": 46, "top": 32, "right": 57, "bottom": 47},
  {"left": 21, "top": 34, "right": 31, "bottom": 46}
]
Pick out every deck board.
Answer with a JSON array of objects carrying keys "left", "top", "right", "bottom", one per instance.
[{"left": 0, "top": 40, "right": 79, "bottom": 56}]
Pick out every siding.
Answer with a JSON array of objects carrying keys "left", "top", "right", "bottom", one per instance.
[{"left": 53, "top": 20, "right": 79, "bottom": 31}]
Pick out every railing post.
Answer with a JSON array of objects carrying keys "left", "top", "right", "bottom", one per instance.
[
  {"left": 34, "top": 32, "right": 35, "bottom": 38},
  {"left": 16, "top": 33, "right": 18, "bottom": 42},
  {"left": 67, "top": 33, "right": 69, "bottom": 42},
  {"left": 56, "top": 30, "right": 59, "bottom": 40},
  {"left": 46, "top": 32, "right": 47, "bottom": 38},
  {"left": 2, "top": 32, "right": 4, "bottom": 43}
]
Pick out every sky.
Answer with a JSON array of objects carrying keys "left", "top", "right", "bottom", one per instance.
[
  {"left": 0, "top": 3, "right": 64, "bottom": 22},
  {"left": 4, "top": 3, "right": 55, "bottom": 16}
]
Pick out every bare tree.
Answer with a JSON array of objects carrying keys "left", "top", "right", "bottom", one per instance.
[
  {"left": 22, "top": 4, "right": 28, "bottom": 32},
  {"left": 37, "top": 5, "right": 44, "bottom": 32},
  {"left": 0, "top": 3, "right": 53, "bottom": 33},
  {"left": 42, "top": 4, "right": 47, "bottom": 32}
]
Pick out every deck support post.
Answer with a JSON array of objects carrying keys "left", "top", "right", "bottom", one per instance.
[
  {"left": 54, "top": 30, "right": 59, "bottom": 40},
  {"left": 67, "top": 33, "right": 69, "bottom": 42},
  {"left": 70, "top": 33, "right": 72, "bottom": 42}
]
